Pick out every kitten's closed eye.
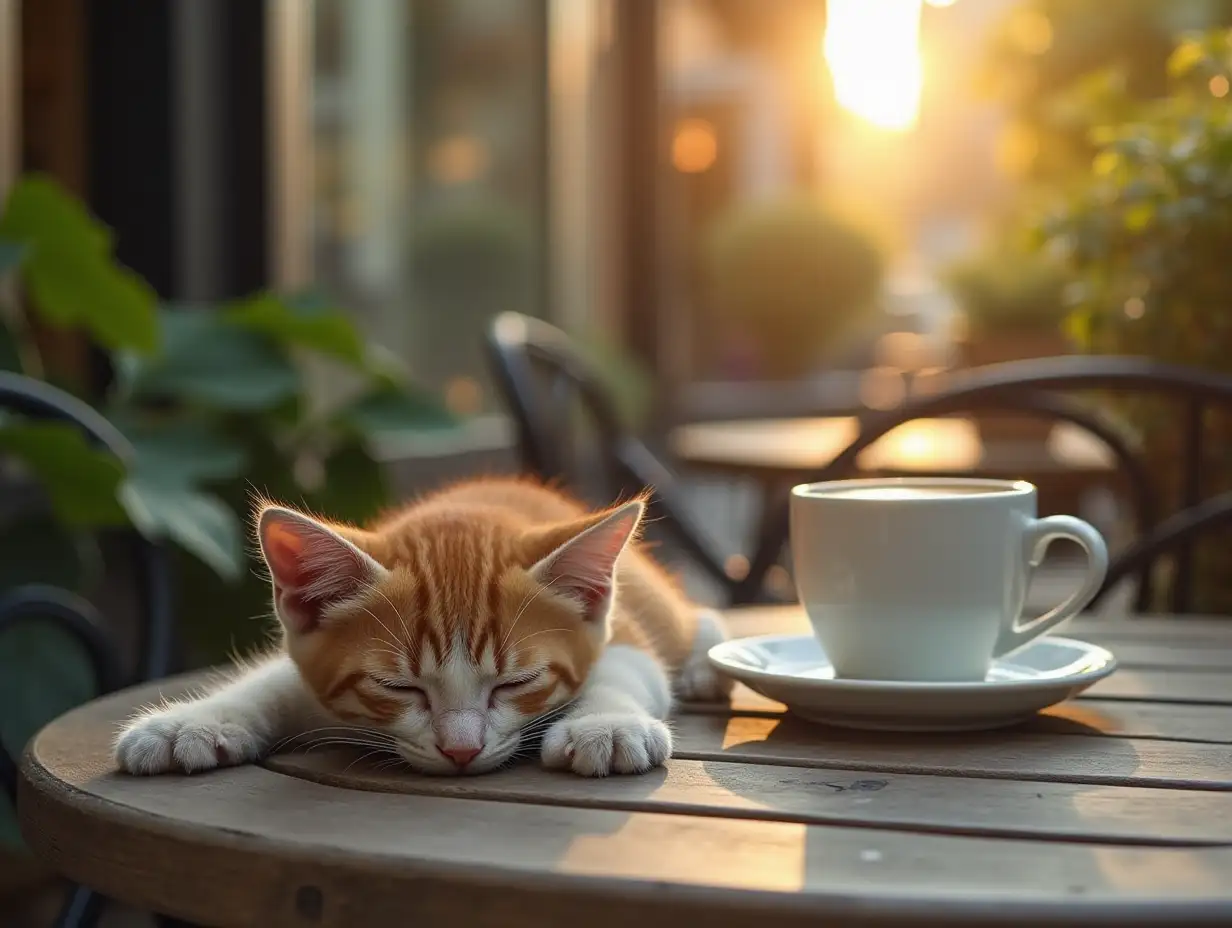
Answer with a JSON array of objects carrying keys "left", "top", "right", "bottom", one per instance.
[
  {"left": 488, "top": 673, "right": 541, "bottom": 707},
  {"left": 374, "top": 678, "right": 426, "bottom": 698}
]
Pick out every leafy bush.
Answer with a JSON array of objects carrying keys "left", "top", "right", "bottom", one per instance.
[
  {"left": 1037, "top": 29, "right": 1232, "bottom": 611},
  {"left": 981, "top": 0, "right": 1232, "bottom": 182},
  {"left": 943, "top": 241, "right": 1070, "bottom": 336},
  {"left": 702, "top": 195, "right": 884, "bottom": 379}
]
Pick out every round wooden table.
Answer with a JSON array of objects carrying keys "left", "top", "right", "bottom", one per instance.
[{"left": 18, "top": 607, "right": 1232, "bottom": 927}]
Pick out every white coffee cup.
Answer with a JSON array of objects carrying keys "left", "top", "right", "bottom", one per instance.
[{"left": 789, "top": 477, "right": 1109, "bottom": 682}]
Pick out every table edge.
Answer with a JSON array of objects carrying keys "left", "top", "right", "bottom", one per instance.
[{"left": 16, "top": 724, "right": 1232, "bottom": 927}]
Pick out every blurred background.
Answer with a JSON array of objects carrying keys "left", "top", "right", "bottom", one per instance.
[{"left": 6, "top": 1, "right": 1232, "bottom": 920}]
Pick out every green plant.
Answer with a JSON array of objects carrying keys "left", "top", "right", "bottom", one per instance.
[
  {"left": 0, "top": 174, "right": 456, "bottom": 659},
  {"left": 701, "top": 195, "right": 884, "bottom": 380},
  {"left": 981, "top": 0, "right": 1232, "bottom": 183},
  {"left": 1037, "top": 28, "right": 1232, "bottom": 611},
  {"left": 943, "top": 242, "right": 1070, "bottom": 336}
]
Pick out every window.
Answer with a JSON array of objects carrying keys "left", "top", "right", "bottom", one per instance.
[{"left": 284, "top": 0, "right": 549, "bottom": 418}]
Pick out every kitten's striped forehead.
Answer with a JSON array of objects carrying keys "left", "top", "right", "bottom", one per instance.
[{"left": 371, "top": 515, "right": 539, "bottom": 673}]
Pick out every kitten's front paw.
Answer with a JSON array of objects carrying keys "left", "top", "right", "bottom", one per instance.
[
  {"left": 114, "top": 705, "right": 264, "bottom": 775},
  {"left": 541, "top": 713, "right": 671, "bottom": 777}
]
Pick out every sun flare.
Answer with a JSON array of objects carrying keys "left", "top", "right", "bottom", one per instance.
[{"left": 823, "top": 0, "right": 924, "bottom": 132}]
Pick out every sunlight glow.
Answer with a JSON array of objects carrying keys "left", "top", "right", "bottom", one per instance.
[{"left": 823, "top": 0, "right": 924, "bottom": 131}]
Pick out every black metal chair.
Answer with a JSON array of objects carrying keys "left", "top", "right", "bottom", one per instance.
[
  {"left": 0, "top": 371, "right": 178, "bottom": 928},
  {"left": 730, "top": 355, "right": 1232, "bottom": 615},
  {"left": 485, "top": 311, "right": 760, "bottom": 601}
]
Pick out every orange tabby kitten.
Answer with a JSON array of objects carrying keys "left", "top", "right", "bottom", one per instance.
[{"left": 114, "top": 477, "right": 731, "bottom": 777}]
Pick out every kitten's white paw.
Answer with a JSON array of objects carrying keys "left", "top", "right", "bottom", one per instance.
[
  {"left": 676, "top": 607, "right": 733, "bottom": 703},
  {"left": 541, "top": 713, "right": 672, "bottom": 777},
  {"left": 114, "top": 704, "right": 264, "bottom": 775}
]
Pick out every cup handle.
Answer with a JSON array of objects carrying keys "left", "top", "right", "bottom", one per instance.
[{"left": 992, "top": 515, "right": 1109, "bottom": 660}]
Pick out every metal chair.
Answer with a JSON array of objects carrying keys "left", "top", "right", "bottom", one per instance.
[
  {"left": 0, "top": 371, "right": 177, "bottom": 928},
  {"left": 485, "top": 311, "right": 757, "bottom": 601},
  {"left": 730, "top": 355, "right": 1232, "bottom": 614}
]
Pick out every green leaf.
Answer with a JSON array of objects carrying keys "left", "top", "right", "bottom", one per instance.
[
  {"left": 313, "top": 442, "right": 389, "bottom": 524},
  {"left": 0, "top": 239, "right": 26, "bottom": 276},
  {"left": 122, "top": 308, "right": 299, "bottom": 411},
  {"left": 1124, "top": 201, "right": 1155, "bottom": 232},
  {"left": 0, "top": 423, "right": 128, "bottom": 526},
  {"left": 0, "top": 176, "right": 158, "bottom": 354},
  {"left": 337, "top": 383, "right": 457, "bottom": 440},
  {"left": 24, "top": 253, "right": 159, "bottom": 354},
  {"left": 119, "top": 475, "right": 245, "bottom": 581},
  {"left": 0, "top": 174, "right": 110, "bottom": 256},
  {"left": 224, "top": 291, "right": 367, "bottom": 367},
  {"left": 119, "top": 417, "right": 247, "bottom": 484},
  {"left": 1168, "top": 39, "right": 1207, "bottom": 78}
]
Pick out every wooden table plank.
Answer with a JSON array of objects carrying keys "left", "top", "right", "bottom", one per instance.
[
  {"left": 268, "top": 747, "right": 1232, "bottom": 847},
  {"left": 667, "top": 715, "right": 1232, "bottom": 791},
  {"left": 19, "top": 693, "right": 1232, "bottom": 927}
]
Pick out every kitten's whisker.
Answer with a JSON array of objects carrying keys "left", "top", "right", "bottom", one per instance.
[
  {"left": 296, "top": 738, "right": 398, "bottom": 755},
  {"left": 357, "top": 603, "right": 403, "bottom": 655},
  {"left": 342, "top": 746, "right": 399, "bottom": 773},
  {"left": 499, "top": 574, "right": 563, "bottom": 657},
  {"left": 369, "top": 585, "right": 412, "bottom": 642},
  {"left": 271, "top": 725, "right": 393, "bottom": 753},
  {"left": 505, "top": 626, "right": 576, "bottom": 652}
]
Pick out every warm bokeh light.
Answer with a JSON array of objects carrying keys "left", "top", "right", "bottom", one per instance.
[
  {"left": 1010, "top": 8, "right": 1053, "bottom": 55},
  {"left": 1211, "top": 75, "right": 1230, "bottom": 97},
  {"left": 823, "top": 0, "right": 924, "bottom": 131},
  {"left": 671, "top": 118, "right": 719, "bottom": 173},
  {"left": 444, "top": 376, "right": 483, "bottom": 416},
  {"left": 427, "top": 135, "right": 489, "bottom": 185}
]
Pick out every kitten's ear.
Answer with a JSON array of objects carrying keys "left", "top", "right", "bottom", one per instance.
[
  {"left": 257, "top": 506, "right": 387, "bottom": 635},
  {"left": 526, "top": 500, "right": 644, "bottom": 622}
]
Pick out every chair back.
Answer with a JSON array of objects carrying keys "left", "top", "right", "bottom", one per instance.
[
  {"left": 731, "top": 355, "right": 1232, "bottom": 614},
  {"left": 486, "top": 312, "right": 742, "bottom": 596}
]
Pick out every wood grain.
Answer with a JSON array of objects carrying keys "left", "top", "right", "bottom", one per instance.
[
  {"left": 267, "top": 747, "right": 1232, "bottom": 846},
  {"left": 664, "top": 715, "right": 1232, "bottom": 791},
  {"left": 18, "top": 686, "right": 1232, "bottom": 927}
]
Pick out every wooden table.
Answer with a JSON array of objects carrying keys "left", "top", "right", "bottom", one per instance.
[
  {"left": 669, "top": 416, "right": 1116, "bottom": 481},
  {"left": 18, "top": 608, "right": 1232, "bottom": 927}
]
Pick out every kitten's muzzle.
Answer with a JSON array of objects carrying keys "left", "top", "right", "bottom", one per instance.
[{"left": 432, "top": 708, "right": 486, "bottom": 770}]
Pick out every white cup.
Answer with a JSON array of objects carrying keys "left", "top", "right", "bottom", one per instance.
[{"left": 789, "top": 477, "right": 1109, "bottom": 682}]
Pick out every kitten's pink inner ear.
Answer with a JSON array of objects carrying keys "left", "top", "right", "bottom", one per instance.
[
  {"left": 259, "top": 509, "right": 384, "bottom": 635},
  {"left": 532, "top": 501, "right": 643, "bottom": 619}
]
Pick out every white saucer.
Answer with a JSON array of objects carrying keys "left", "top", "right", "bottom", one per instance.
[{"left": 707, "top": 634, "right": 1117, "bottom": 732}]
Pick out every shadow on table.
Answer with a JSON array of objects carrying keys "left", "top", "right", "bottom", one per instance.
[{"left": 693, "top": 710, "right": 1158, "bottom": 844}]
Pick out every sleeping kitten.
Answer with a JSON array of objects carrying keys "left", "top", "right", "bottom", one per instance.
[{"left": 114, "top": 478, "right": 731, "bottom": 777}]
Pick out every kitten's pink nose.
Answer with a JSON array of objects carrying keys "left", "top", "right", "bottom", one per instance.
[{"left": 437, "top": 744, "right": 481, "bottom": 767}]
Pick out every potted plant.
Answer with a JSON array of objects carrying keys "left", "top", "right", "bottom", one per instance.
[
  {"left": 701, "top": 195, "right": 884, "bottom": 381},
  {"left": 1037, "top": 28, "right": 1232, "bottom": 613}
]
